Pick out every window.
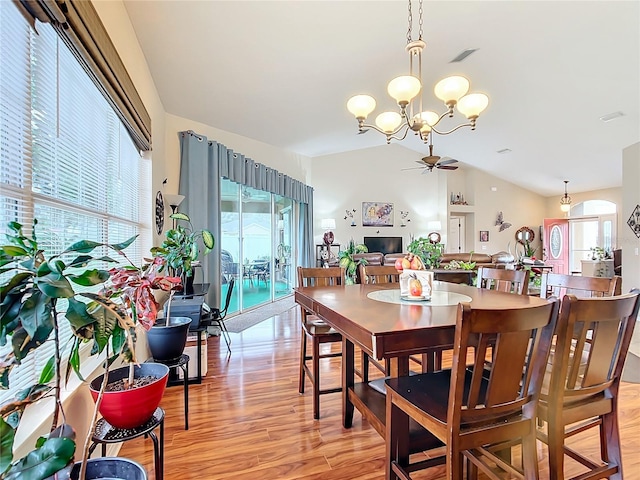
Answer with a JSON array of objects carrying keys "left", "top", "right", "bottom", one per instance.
[{"left": 0, "top": 4, "right": 151, "bottom": 405}]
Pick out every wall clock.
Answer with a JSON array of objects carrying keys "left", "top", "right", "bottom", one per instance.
[{"left": 155, "top": 191, "right": 164, "bottom": 235}]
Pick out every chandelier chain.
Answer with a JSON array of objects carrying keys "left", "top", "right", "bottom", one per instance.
[
  {"left": 406, "top": 0, "right": 413, "bottom": 44},
  {"left": 418, "top": 0, "right": 423, "bottom": 40}
]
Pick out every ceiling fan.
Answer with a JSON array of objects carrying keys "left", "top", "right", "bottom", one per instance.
[{"left": 401, "top": 143, "right": 459, "bottom": 174}]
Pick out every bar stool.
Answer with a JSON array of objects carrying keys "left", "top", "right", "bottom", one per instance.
[
  {"left": 89, "top": 407, "right": 164, "bottom": 480},
  {"left": 154, "top": 354, "right": 190, "bottom": 429}
]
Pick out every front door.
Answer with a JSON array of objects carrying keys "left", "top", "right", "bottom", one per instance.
[{"left": 543, "top": 218, "right": 569, "bottom": 275}]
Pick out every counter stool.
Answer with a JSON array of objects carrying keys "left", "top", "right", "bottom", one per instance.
[
  {"left": 89, "top": 407, "right": 164, "bottom": 480},
  {"left": 154, "top": 354, "right": 190, "bottom": 429}
]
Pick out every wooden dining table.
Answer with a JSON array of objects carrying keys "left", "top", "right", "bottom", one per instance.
[{"left": 294, "top": 281, "right": 550, "bottom": 451}]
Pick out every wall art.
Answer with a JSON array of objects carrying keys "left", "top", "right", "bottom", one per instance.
[
  {"left": 362, "top": 202, "right": 393, "bottom": 227},
  {"left": 627, "top": 204, "right": 640, "bottom": 238},
  {"left": 479, "top": 230, "right": 489, "bottom": 242}
]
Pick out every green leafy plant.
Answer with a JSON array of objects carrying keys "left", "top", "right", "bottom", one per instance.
[
  {"left": 0, "top": 220, "right": 179, "bottom": 479},
  {"left": 590, "top": 246, "right": 611, "bottom": 261},
  {"left": 151, "top": 212, "right": 214, "bottom": 286},
  {"left": 338, "top": 240, "right": 368, "bottom": 285},
  {"left": 444, "top": 252, "right": 476, "bottom": 271},
  {"left": 407, "top": 237, "right": 444, "bottom": 269}
]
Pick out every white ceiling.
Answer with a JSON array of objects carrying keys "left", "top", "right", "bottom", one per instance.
[{"left": 123, "top": 0, "right": 639, "bottom": 197}]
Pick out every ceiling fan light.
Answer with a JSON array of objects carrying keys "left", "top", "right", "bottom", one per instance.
[
  {"left": 375, "top": 111, "right": 402, "bottom": 133},
  {"left": 434, "top": 75, "right": 470, "bottom": 105},
  {"left": 347, "top": 94, "right": 377, "bottom": 119},
  {"left": 457, "top": 93, "right": 489, "bottom": 119},
  {"left": 387, "top": 75, "right": 421, "bottom": 106}
]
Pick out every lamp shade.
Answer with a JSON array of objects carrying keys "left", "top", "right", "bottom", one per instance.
[
  {"left": 164, "top": 194, "right": 185, "bottom": 209},
  {"left": 387, "top": 75, "right": 421, "bottom": 105},
  {"left": 427, "top": 220, "right": 442, "bottom": 231},
  {"left": 560, "top": 203, "right": 571, "bottom": 213},
  {"left": 434, "top": 76, "right": 470, "bottom": 105},
  {"left": 347, "top": 95, "right": 376, "bottom": 119},
  {"left": 375, "top": 111, "right": 403, "bottom": 133},
  {"left": 321, "top": 218, "right": 336, "bottom": 230},
  {"left": 457, "top": 93, "right": 489, "bottom": 119}
]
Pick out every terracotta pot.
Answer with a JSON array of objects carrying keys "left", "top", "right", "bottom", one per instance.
[
  {"left": 146, "top": 316, "right": 192, "bottom": 362},
  {"left": 71, "top": 457, "right": 147, "bottom": 480},
  {"left": 90, "top": 363, "right": 169, "bottom": 429}
]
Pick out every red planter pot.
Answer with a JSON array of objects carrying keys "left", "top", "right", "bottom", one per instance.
[{"left": 90, "top": 363, "right": 169, "bottom": 429}]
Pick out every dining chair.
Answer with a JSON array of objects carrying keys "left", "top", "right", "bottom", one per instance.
[
  {"left": 385, "top": 298, "right": 559, "bottom": 480},
  {"left": 476, "top": 266, "right": 530, "bottom": 294},
  {"left": 297, "top": 266, "right": 345, "bottom": 419},
  {"left": 539, "top": 272, "right": 621, "bottom": 299},
  {"left": 206, "top": 277, "right": 235, "bottom": 353},
  {"left": 536, "top": 289, "right": 640, "bottom": 480},
  {"left": 358, "top": 264, "right": 400, "bottom": 380}
]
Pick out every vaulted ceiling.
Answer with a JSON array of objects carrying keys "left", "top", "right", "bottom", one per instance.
[{"left": 123, "top": 1, "right": 639, "bottom": 197}]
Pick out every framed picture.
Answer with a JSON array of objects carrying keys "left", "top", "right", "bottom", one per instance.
[
  {"left": 479, "top": 230, "right": 489, "bottom": 242},
  {"left": 362, "top": 202, "right": 393, "bottom": 227}
]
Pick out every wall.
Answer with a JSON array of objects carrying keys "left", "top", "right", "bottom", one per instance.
[
  {"left": 311, "top": 144, "right": 547, "bottom": 258},
  {"left": 621, "top": 142, "right": 640, "bottom": 292}
]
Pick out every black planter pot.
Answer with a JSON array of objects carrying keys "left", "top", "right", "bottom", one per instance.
[
  {"left": 146, "top": 316, "right": 192, "bottom": 362},
  {"left": 182, "top": 273, "right": 194, "bottom": 295},
  {"left": 71, "top": 457, "right": 147, "bottom": 480}
]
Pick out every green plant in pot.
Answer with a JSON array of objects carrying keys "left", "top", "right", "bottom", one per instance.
[
  {"left": 407, "top": 237, "right": 444, "bottom": 269},
  {"left": 338, "top": 240, "right": 368, "bottom": 285},
  {"left": 151, "top": 212, "right": 214, "bottom": 296},
  {"left": 0, "top": 220, "right": 178, "bottom": 479}
]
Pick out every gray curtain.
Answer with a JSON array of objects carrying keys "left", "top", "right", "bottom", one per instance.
[{"left": 178, "top": 130, "right": 315, "bottom": 307}]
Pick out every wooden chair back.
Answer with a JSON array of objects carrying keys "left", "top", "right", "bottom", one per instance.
[
  {"left": 537, "top": 289, "right": 640, "bottom": 479},
  {"left": 476, "top": 266, "right": 529, "bottom": 294},
  {"left": 451, "top": 299, "right": 558, "bottom": 428},
  {"left": 297, "top": 266, "right": 344, "bottom": 288},
  {"left": 540, "top": 272, "right": 621, "bottom": 299},
  {"left": 358, "top": 264, "right": 400, "bottom": 284}
]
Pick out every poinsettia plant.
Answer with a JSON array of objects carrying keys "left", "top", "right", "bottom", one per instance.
[{"left": 0, "top": 220, "right": 180, "bottom": 479}]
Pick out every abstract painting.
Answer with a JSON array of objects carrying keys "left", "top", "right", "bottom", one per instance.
[{"left": 362, "top": 202, "right": 393, "bottom": 227}]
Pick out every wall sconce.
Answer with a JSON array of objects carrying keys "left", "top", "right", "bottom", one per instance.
[{"left": 321, "top": 218, "right": 336, "bottom": 244}]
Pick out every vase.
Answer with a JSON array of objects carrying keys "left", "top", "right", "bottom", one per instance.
[
  {"left": 146, "top": 316, "right": 192, "bottom": 362},
  {"left": 71, "top": 458, "right": 147, "bottom": 480},
  {"left": 89, "top": 362, "right": 169, "bottom": 429},
  {"left": 182, "top": 272, "right": 195, "bottom": 295}
]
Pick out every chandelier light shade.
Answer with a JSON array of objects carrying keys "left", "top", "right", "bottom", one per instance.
[
  {"left": 346, "top": 0, "right": 489, "bottom": 145},
  {"left": 560, "top": 180, "right": 572, "bottom": 213}
]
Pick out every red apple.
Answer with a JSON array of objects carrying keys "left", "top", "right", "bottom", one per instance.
[{"left": 394, "top": 257, "right": 404, "bottom": 272}]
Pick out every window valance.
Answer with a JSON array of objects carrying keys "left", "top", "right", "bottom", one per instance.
[{"left": 14, "top": 0, "right": 152, "bottom": 151}]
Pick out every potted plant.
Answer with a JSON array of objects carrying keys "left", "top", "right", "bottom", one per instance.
[
  {"left": 147, "top": 212, "right": 215, "bottom": 360},
  {"left": 338, "top": 240, "right": 368, "bottom": 285},
  {"left": 0, "top": 220, "right": 178, "bottom": 479},
  {"left": 151, "top": 212, "right": 214, "bottom": 295},
  {"left": 407, "top": 236, "right": 444, "bottom": 269}
]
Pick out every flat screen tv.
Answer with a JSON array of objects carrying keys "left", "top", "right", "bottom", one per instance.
[{"left": 363, "top": 236, "right": 403, "bottom": 255}]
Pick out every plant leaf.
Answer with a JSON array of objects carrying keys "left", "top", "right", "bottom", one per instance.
[
  {"left": 62, "top": 239, "right": 103, "bottom": 254},
  {"left": 0, "top": 245, "right": 28, "bottom": 257},
  {"left": 19, "top": 290, "right": 53, "bottom": 340},
  {"left": 0, "top": 416, "right": 16, "bottom": 474},
  {"left": 67, "top": 269, "right": 109, "bottom": 287},
  {"left": 38, "top": 355, "right": 55, "bottom": 384},
  {"left": 36, "top": 273, "right": 74, "bottom": 298},
  {"left": 2, "top": 437, "right": 75, "bottom": 480},
  {"left": 170, "top": 212, "right": 190, "bottom": 222},
  {"left": 110, "top": 235, "right": 138, "bottom": 252},
  {"left": 202, "top": 230, "right": 214, "bottom": 250}
]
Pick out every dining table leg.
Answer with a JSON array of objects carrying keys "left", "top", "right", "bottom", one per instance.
[{"left": 342, "top": 337, "right": 355, "bottom": 428}]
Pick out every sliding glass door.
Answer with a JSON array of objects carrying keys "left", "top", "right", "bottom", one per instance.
[{"left": 220, "top": 179, "right": 295, "bottom": 315}]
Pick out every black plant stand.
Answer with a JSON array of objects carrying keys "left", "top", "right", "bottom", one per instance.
[
  {"left": 89, "top": 407, "right": 164, "bottom": 480},
  {"left": 154, "top": 354, "right": 190, "bottom": 429}
]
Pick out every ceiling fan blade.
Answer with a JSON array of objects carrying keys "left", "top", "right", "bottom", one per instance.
[
  {"left": 437, "top": 165, "right": 458, "bottom": 170},
  {"left": 421, "top": 168, "right": 432, "bottom": 175},
  {"left": 415, "top": 160, "right": 426, "bottom": 165},
  {"left": 401, "top": 166, "right": 425, "bottom": 171},
  {"left": 438, "top": 158, "right": 458, "bottom": 166}
]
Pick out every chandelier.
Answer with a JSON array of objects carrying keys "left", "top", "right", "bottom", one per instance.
[
  {"left": 560, "top": 180, "right": 572, "bottom": 213},
  {"left": 346, "top": 0, "right": 489, "bottom": 144}
]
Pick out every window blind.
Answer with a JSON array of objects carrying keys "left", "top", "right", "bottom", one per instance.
[{"left": 0, "top": 3, "right": 151, "bottom": 406}]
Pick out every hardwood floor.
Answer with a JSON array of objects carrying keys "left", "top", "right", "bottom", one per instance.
[{"left": 119, "top": 304, "right": 640, "bottom": 479}]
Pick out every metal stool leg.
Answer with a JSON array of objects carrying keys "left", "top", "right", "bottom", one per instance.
[
  {"left": 148, "top": 431, "right": 161, "bottom": 480},
  {"left": 181, "top": 362, "right": 189, "bottom": 430}
]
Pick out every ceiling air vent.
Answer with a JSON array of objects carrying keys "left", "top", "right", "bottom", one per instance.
[
  {"left": 450, "top": 48, "right": 478, "bottom": 63},
  {"left": 599, "top": 111, "right": 624, "bottom": 122}
]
